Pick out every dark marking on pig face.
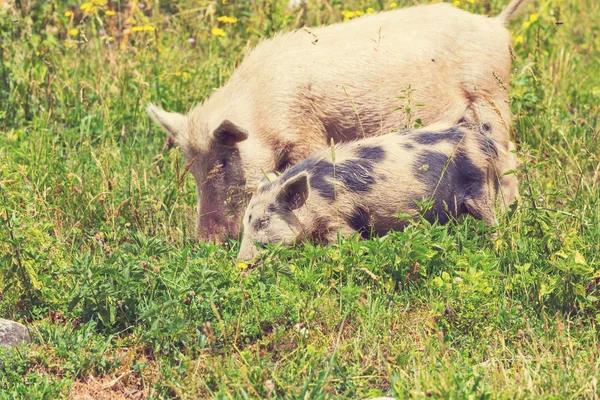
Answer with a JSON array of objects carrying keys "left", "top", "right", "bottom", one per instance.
[
  {"left": 347, "top": 206, "right": 373, "bottom": 239},
  {"left": 412, "top": 150, "right": 484, "bottom": 223},
  {"left": 280, "top": 146, "right": 386, "bottom": 202},
  {"left": 401, "top": 143, "right": 415, "bottom": 151},
  {"left": 190, "top": 121, "right": 282, "bottom": 242},
  {"left": 150, "top": 107, "right": 268, "bottom": 242},
  {"left": 412, "top": 127, "right": 464, "bottom": 145},
  {"left": 193, "top": 140, "right": 249, "bottom": 242}
]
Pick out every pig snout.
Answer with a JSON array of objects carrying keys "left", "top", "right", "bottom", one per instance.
[{"left": 198, "top": 213, "right": 240, "bottom": 244}]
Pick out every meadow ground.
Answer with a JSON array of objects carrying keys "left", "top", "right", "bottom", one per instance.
[{"left": 1, "top": 0, "right": 599, "bottom": 398}]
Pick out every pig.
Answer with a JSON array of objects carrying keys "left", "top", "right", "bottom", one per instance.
[
  {"left": 237, "top": 123, "right": 501, "bottom": 260},
  {"left": 147, "top": 0, "right": 530, "bottom": 242}
]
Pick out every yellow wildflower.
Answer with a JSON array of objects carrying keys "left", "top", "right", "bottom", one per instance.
[
  {"left": 529, "top": 13, "right": 538, "bottom": 22},
  {"left": 217, "top": 16, "right": 238, "bottom": 24},
  {"left": 68, "top": 28, "right": 79, "bottom": 36},
  {"left": 105, "top": 10, "right": 116, "bottom": 16},
  {"left": 182, "top": 72, "right": 191, "bottom": 81},
  {"left": 211, "top": 27, "right": 226, "bottom": 37},
  {"left": 80, "top": 2, "right": 98, "bottom": 13},
  {"left": 92, "top": 0, "right": 107, "bottom": 5},
  {"left": 355, "top": 10, "right": 364, "bottom": 17},
  {"left": 64, "top": 11, "right": 73, "bottom": 17},
  {"left": 390, "top": 2, "right": 397, "bottom": 9},
  {"left": 514, "top": 35, "right": 524, "bottom": 45},
  {"left": 467, "top": 0, "right": 475, "bottom": 3},
  {"left": 366, "top": 7, "right": 375, "bottom": 14},
  {"left": 131, "top": 25, "right": 155, "bottom": 32},
  {"left": 452, "top": 0, "right": 460, "bottom": 6},
  {"left": 342, "top": 10, "right": 356, "bottom": 21},
  {"left": 236, "top": 262, "right": 248, "bottom": 270},
  {"left": 523, "top": 20, "right": 531, "bottom": 29}
]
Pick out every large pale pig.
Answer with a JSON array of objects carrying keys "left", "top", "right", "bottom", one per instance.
[
  {"left": 148, "top": 0, "right": 530, "bottom": 241},
  {"left": 238, "top": 123, "right": 501, "bottom": 260}
]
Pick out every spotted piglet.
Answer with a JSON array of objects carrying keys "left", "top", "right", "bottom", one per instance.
[{"left": 237, "top": 124, "right": 502, "bottom": 260}]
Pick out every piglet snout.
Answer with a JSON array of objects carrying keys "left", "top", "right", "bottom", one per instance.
[{"left": 237, "top": 240, "right": 259, "bottom": 261}]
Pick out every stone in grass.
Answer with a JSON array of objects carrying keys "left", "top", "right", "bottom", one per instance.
[{"left": 0, "top": 318, "right": 31, "bottom": 349}]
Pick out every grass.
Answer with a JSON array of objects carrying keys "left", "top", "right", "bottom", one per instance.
[{"left": 0, "top": 0, "right": 599, "bottom": 398}]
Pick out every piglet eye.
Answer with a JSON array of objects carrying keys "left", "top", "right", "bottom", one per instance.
[
  {"left": 221, "top": 159, "right": 228, "bottom": 168},
  {"left": 258, "top": 218, "right": 269, "bottom": 229}
]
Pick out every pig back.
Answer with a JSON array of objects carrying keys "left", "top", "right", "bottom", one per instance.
[
  {"left": 235, "top": 3, "right": 511, "bottom": 145},
  {"left": 300, "top": 125, "right": 494, "bottom": 233}
]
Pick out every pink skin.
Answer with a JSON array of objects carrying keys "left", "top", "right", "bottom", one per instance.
[
  {"left": 196, "top": 188, "right": 245, "bottom": 243},
  {"left": 185, "top": 139, "right": 255, "bottom": 243}
]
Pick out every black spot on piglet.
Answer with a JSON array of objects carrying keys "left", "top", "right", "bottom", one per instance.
[
  {"left": 280, "top": 145, "right": 386, "bottom": 202},
  {"left": 335, "top": 161, "right": 377, "bottom": 194},
  {"left": 412, "top": 150, "right": 485, "bottom": 223},
  {"left": 413, "top": 127, "right": 463, "bottom": 145},
  {"left": 356, "top": 145, "right": 386, "bottom": 162}
]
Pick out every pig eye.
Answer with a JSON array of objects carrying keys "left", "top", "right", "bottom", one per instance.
[
  {"left": 220, "top": 159, "right": 228, "bottom": 168},
  {"left": 257, "top": 217, "right": 270, "bottom": 230}
]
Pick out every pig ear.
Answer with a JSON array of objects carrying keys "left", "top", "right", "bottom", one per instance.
[
  {"left": 146, "top": 104, "right": 188, "bottom": 145},
  {"left": 212, "top": 120, "right": 249, "bottom": 146},
  {"left": 279, "top": 172, "right": 310, "bottom": 210}
]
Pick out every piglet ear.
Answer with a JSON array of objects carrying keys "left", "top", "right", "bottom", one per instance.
[
  {"left": 212, "top": 120, "right": 249, "bottom": 146},
  {"left": 146, "top": 104, "right": 188, "bottom": 146},
  {"left": 280, "top": 172, "right": 310, "bottom": 210}
]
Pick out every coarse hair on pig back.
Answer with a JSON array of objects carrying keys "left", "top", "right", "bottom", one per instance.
[{"left": 265, "top": 144, "right": 387, "bottom": 202}]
